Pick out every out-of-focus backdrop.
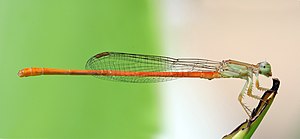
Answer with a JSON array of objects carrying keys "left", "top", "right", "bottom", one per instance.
[
  {"left": 0, "top": 0, "right": 159, "bottom": 138},
  {"left": 1, "top": 0, "right": 300, "bottom": 139},
  {"left": 158, "top": 0, "right": 300, "bottom": 139}
]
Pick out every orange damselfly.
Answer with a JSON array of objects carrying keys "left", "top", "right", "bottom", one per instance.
[{"left": 18, "top": 52, "right": 272, "bottom": 117}]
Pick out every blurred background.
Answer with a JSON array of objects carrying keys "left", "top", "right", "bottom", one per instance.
[
  {"left": 1, "top": 0, "right": 300, "bottom": 139},
  {"left": 158, "top": 0, "right": 300, "bottom": 139},
  {"left": 1, "top": 0, "right": 159, "bottom": 138}
]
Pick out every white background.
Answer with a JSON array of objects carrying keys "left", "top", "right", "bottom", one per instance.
[{"left": 156, "top": 0, "right": 300, "bottom": 138}]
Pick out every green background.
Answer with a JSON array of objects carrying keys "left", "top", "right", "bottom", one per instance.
[{"left": 0, "top": 0, "right": 159, "bottom": 138}]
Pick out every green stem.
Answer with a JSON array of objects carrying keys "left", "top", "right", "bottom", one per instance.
[{"left": 223, "top": 78, "right": 280, "bottom": 139}]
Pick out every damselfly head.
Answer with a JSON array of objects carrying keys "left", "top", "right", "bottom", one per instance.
[{"left": 257, "top": 61, "right": 272, "bottom": 77}]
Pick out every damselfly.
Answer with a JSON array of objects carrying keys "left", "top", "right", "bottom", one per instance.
[{"left": 18, "top": 52, "right": 272, "bottom": 117}]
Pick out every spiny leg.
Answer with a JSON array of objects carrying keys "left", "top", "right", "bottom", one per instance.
[
  {"left": 255, "top": 74, "right": 268, "bottom": 91},
  {"left": 246, "top": 75, "right": 262, "bottom": 101},
  {"left": 238, "top": 78, "right": 252, "bottom": 117}
]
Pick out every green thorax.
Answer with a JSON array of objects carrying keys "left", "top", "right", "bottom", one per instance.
[{"left": 220, "top": 63, "right": 252, "bottom": 79}]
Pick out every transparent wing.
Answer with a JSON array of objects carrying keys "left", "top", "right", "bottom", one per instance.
[{"left": 85, "top": 52, "right": 221, "bottom": 83}]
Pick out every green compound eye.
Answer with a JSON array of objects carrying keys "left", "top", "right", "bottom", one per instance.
[{"left": 258, "top": 61, "right": 272, "bottom": 77}]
